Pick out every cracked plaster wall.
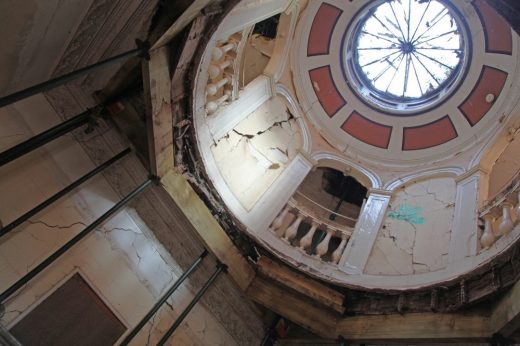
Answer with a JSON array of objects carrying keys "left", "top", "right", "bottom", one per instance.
[
  {"left": 211, "top": 95, "right": 303, "bottom": 211},
  {"left": 365, "top": 177, "right": 455, "bottom": 276},
  {"left": 0, "top": 95, "right": 244, "bottom": 345}
]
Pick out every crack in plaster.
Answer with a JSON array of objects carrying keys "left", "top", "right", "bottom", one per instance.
[
  {"left": 26, "top": 220, "right": 86, "bottom": 230},
  {"left": 145, "top": 312, "right": 160, "bottom": 346}
]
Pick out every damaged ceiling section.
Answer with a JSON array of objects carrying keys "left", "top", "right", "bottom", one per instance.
[{"left": 141, "top": 0, "right": 520, "bottom": 318}]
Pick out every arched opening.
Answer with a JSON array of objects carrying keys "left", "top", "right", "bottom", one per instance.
[
  {"left": 241, "top": 14, "right": 280, "bottom": 86},
  {"left": 487, "top": 135, "right": 520, "bottom": 201},
  {"left": 270, "top": 167, "right": 368, "bottom": 263},
  {"left": 296, "top": 167, "right": 367, "bottom": 228}
]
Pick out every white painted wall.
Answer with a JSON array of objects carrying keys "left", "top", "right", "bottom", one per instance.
[
  {"left": 210, "top": 95, "right": 303, "bottom": 211},
  {"left": 365, "top": 178, "right": 455, "bottom": 276},
  {"left": 0, "top": 95, "right": 241, "bottom": 345}
]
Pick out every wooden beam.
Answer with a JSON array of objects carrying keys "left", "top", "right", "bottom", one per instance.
[
  {"left": 257, "top": 257, "right": 345, "bottom": 314},
  {"left": 248, "top": 272, "right": 492, "bottom": 343},
  {"left": 336, "top": 313, "right": 491, "bottom": 343},
  {"left": 160, "top": 173, "right": 493, "bottom": 343},
  {"left": 143, "top": 47, "right": 174, "bottom": 178},
  {"left": 246, "top": 276, "right": 339, "bottom": 339},
  {"left": 144, "top": 17, "right": 208, "bottom": 177},
  {"left": 492, "top": 277, "right": 520, "bottom": 337},
  {"left": 161, "top": 171, "right": 255, "bottom": 291},
  {"left": 171, "top": 16, "right": 208, "bottom": 102},
  {"left": 151, "top": 0, "right": 214, "bottom": 50}
]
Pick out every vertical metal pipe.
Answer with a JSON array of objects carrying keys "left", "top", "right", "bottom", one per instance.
[
  {"left": 156, "top": 262, "right": 227, "bottom": 346},
  {"left": 0, "top": 148, "right": 131, "bottom": 238},
  {"left": 0, "top": 110, "right": 91, "bottom": 167},
  {"left": 0, "top": 40, "right": 149, "bottom": 108},
  {"left": 120, "top": 250, "right": 209, "bottom": 346},
  {"left": 0, "top": 178, "right": 153, "bottom": 302},
  {"left": 0, "top": 325, "right": 22, "bottom": 346}
]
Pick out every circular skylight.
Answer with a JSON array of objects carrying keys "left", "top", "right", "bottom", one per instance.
[{"left": 344, "top": 0, "right": 469, "bottom": 114}]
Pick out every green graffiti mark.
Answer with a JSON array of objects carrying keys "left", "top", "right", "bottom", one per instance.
[{"left": 388, "top": 204, "right": 425, "bottom": 225}]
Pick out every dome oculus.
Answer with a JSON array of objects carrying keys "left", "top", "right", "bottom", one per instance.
[{"left": 344, "top": 0, "right": 469, "bottom": 114}]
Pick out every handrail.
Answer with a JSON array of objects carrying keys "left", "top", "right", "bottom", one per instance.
[
  {"left": 293, "top": 190, "right": 359, "bottom": 222},
  {"left": 288, "top": 198, "right": 354, "bottom": 237}
]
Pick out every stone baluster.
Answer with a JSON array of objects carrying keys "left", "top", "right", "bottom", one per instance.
[
  {"left": 270, "top": 205, "right": 290, "bottom": 233},
  {"left": 206, "top": 76, "right": 231, "bottom": 97},
  {"left": 315, "top": 228, "right": 332, "bottom": 258},
  {"left": 498, "top": 202, "right": 514, "bottom": 236},
  {"left": 208, "top": 60, "right": 232, "bottom": 80},
  {"left": 299, "top": 222, "right": 318, "bottom": 251},
  {"left": 206, "top": 91, "right": 231, "bottom": 114},
  {"left": 211, "top": 42, "right": 237, "bottom": 61},
  {"left": 284, "top": 213, "right": 303, "bottom": 242},
  {"left": 332, "top": 234, "right": 349, "bottom": 264},
  {"left": 481, "top": 214, "right": 496, "bottom": 249}
]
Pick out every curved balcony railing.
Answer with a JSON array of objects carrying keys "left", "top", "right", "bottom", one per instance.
[
  {"left": 269, "top": 196, "right": 355, "bottom": 264},
  {"left": 479, "top": 172, "right": 520, "bottom": 250},
  {"left": 292, "top": 190, "right": 359, "bottom": 228}
]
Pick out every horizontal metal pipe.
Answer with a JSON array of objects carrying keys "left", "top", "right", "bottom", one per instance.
[
  {"left": 0, "top": 148, "right": 131, "bottom": 238},
  {"left": 120, "top": 249, "right": 209, "bottom": 346},
  {"left": 157, "top": 262, "right": 227, "bottom": 346},
  {"left": 0, "top": 178, "right": 153, "bottom": 302},
  {"left": 0, "top": 110, "right": 91, "bottom": 167},
  {"left": 0, "top": 42, "right": 148, "bottom": 108}
]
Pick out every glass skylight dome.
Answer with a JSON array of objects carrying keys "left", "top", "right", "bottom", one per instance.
[{"left": 343, "top": 0, "right": 470, "bottom": 114}]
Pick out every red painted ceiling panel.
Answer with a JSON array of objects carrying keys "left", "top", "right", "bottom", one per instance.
[
  {"left": 459, "top": 66, "right": 508, "bottom": 126},
  {"left": 307, "top": 3, "right": 343, "bottom": 56},
  {"left": 309, "top": 65, "right": 346, "bottom": 117},
  {"left": 474, "top": 0, "right": 513, "bottom": 54},
  {"left": 403, "top": 116, "right": 458, "bottom": 151},
  {"left": 341, "top": 111, "right": 392, "bottom": 149}
]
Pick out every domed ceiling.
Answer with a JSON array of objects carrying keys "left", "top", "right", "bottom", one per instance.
[
  {"left": 188, "top": 0, "right": 520, "bottom": 293},
  {"left": 293, "top": 0, "right": 517, "bottom": 166}
]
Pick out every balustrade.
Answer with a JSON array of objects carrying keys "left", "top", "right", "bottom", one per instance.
[
  {"left": 315, "top": 229, "right": 333, "bottom": 259},
  {"left": 299, "top": 222, "right": 317, "bottom": 251},
  {"left": 205, "top": 34, "right": 241, "bottom": 115},
  {"left": 269, "top": 198, "right": 353, "bottom": 264},
  {"left": 480, "top": 214, "right": 495, "bottom": 249},
  {"left": 332, "top": 235, "right": 348, "bottom": 264},
  {"left": 479, "top": 176, "right": 520, "bottom": 249}
]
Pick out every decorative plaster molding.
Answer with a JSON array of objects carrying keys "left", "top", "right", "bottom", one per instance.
[
  {"left": 207, "top": 75, "right": 273, "bottom": 141},
  {"left": 275, "top": 83, "right": 312, "bottom": 153},
  {"left": 264, "top": 0, "right": 300, "bottom": 82},
  {"left": 311, "top": 151, "right": 383, "bottom": 189},
  {"left": 384, "top": 166, "right": 465, "bottom": 191},
  {"left": 339, "top": 192, "right": 391, "bottom": 274}
]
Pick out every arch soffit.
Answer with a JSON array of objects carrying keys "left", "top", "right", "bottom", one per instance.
[
  {"left": 310, "top": 151, "right": 382, "bottom": 189},
  {"left": 384, "top": 167, "right": 465, "bottom": 191}
]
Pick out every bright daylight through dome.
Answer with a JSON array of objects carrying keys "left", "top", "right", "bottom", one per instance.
[{"left": 354, "top": 0, "right": 464, "bottom": 100}]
